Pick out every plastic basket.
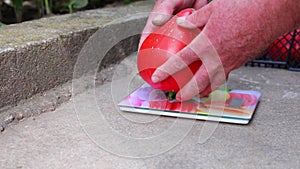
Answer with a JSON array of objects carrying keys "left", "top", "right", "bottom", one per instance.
[{"left": 246, "top": 29, "right": 300, "bottom": 71}]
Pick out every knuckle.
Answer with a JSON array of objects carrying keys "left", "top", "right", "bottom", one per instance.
[
  {"left": 178, "top": 47, "right": 199, "bottom": 63},
  {"left": 173, "top": 57, "right": 186, "bottom": 69}
]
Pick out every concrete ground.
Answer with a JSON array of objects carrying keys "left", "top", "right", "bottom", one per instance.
[{"left": 0, "top": 54, "right": 299, "bottom": 169}]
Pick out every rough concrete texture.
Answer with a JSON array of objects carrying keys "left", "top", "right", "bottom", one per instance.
[
  {"left": 0, "top": 0, "right": 154, "bottom": 109},
  {"left": 0, "top": 62, "right": 120, "bottom": 132},
  {"left": 0, "top": 53, "right": 299, "bottom": 168}
]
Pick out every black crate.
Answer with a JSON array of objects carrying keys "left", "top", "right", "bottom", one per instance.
[{"left": 246, "top": 29, "right": 300, "bottom": 71}]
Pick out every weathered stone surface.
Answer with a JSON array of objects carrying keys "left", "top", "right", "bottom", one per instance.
[
  {"left": 0, "top": 55, "right": 299, "bottom": 168},
  {"left": 0, "top": 1, "right": 153, "bottom": 109}
]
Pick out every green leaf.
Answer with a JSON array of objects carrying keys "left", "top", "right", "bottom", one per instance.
[
  {"left": 12, "top": 0, "right": 23, "bottom": 22},
  {"left": 44, "top": 0, "right": 52, "bottom": 15},
  {"left": 0, "top": 22, "right": 6, "bottom": 27},
  {"left": 71, "top": 0, "right": 88, "bottom": 9},
  {"left": 167, "top": 92, "right": 177, "bottom": 101},
  {"left": 123, "top": 0, "right": 131, "bottom": 4}
]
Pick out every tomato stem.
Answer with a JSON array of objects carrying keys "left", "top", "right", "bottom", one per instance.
[{"left": 167, "top": 92, "right": 177, "bottom": 101}]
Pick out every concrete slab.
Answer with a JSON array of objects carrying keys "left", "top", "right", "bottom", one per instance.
[{"left": 0, "top": 54, "right": 299, "bottom": 168}]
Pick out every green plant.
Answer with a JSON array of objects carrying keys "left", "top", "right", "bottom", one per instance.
[
  {"left": 44, "top": 0, "right": 52, "bottom": 14},
  {"left": 0, "top": 0, "right": 137, "bottom": 24},
  {"left": 122, "top": 0, "right": 131, "bottom": 4},
  {"left": 67, "top": 0, "right": 88, "bottom": 13},
  {"left": 36, "top": 0, "right": 52, "bottom": 17},
  {"left": 12, "top": 0, "right": 23, "bottom": 22}
]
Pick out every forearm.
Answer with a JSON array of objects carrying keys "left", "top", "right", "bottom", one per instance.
[
  {"left": 287, "top": 0, "right": 300, "bottom": 28},
  {"left": 258, "top": 0, "right": 300, "bottom": 39},
  {"left": 202, "top": 0, "right": 300, "bottom": 58}
]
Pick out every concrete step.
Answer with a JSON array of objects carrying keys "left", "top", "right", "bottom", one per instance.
[{"left": 0, "top": 1, "right": 154, "bottom": 127}]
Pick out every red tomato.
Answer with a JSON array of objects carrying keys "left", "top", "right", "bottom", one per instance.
[
  {"left": 138, "top": 8, "right": 202, "bottom": 92},
  {"left": 268, "top": 29, "right": 300, "bottom": 62},
  {"left": 268, "top": 32, "right": 292, "bottom": 61},
  {"left": 291, "top": 29, "right": 300, "bottom": 61}
]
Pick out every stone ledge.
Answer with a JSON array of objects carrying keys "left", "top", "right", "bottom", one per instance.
[{"left": 0, "top": 1, "right": 153, "bottom": 110}]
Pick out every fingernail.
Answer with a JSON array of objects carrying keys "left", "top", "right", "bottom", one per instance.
[
  {"left": 153, "top": 14, "right": 168, "bottom": 26},
  {"left": 153, "top": 14, "right": 163, "bottom": 21},
  {"left": 151, "top": 75, "right": 160, "bottom": 83},
  {"left": 176, "top": 16, "right": 197, "bottom": 29},
  {"left": 176, "top": 16, "right": 187, "bottom": 26}
]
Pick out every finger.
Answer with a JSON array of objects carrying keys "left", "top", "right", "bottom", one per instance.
[
  {"left": 140, "top": 0, "right": 202, "bottom": 49},
  {"left": 177, "top": 63, "right": 227, "bottom": 101},
  {"left": 139, "top": 0, "right": 177, "bottom": 49},
  {"left": 177, "top": 33, "right": 227, "bottom": 101},
  {"left": 199, "top": 85, "right": 212, "bottom": 97},
  {"left": 151, "top": 46, "right": 200, "bottom": 83},
  {"left": 139, "top": 23, "right": 160, "bottom": 50},
  {"left": 199, "top": 66, "right": 229, "bottom": 98},
  {"left": 151, "top": 31, "right": 219, "bottom": 86},
  {"left": 176, "top": 65, "right": 210, "bottom": 101},
  {"left": 177, "top": 2, "right": 213, "bottom": 29},
  {"left": 193, "top": 0, "right": 209, "bottom": 9},
  {"left": 152, "top": 0, "right": 191, "bottom": 26},
  {"left": 152, "top": 0, "right": 208, "bottom": 26},
  {"left": 151, "top": 5, "right": 174, "bottom": 26}
]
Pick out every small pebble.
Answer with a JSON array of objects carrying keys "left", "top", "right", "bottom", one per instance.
[
  {"left": 16, "top": 113, "right": 24, "bottom": 121},
  {"left": 49, "top": 107, "right": 56, "bottom": 111},
  {"left": 4, "top": 115, "right": 14, "bottom": 123},
  {"left": 0, "top": 126, "right": 4, "bottom": 132}
]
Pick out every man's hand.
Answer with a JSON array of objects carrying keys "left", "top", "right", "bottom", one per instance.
[
  {"left": 150, "top": 0, "right": 300, "bottom": 101},
  {"left": 139, "top": 0, "right": 208, "bottom": 49}
]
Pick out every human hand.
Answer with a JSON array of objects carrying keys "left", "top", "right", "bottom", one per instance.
[
  {"left": 139, "top": 0, "right": 208, "bottom": 49},
  {"left": 151, "top": 0, "right": 300, "bottom": 101}
]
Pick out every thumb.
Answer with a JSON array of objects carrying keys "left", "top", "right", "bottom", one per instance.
[
  {"left": 176, "top": 4, "right": 213, "bottom": 29},
  {"left": 151, "top": 0, "right": 177, "bottom": 26}
]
